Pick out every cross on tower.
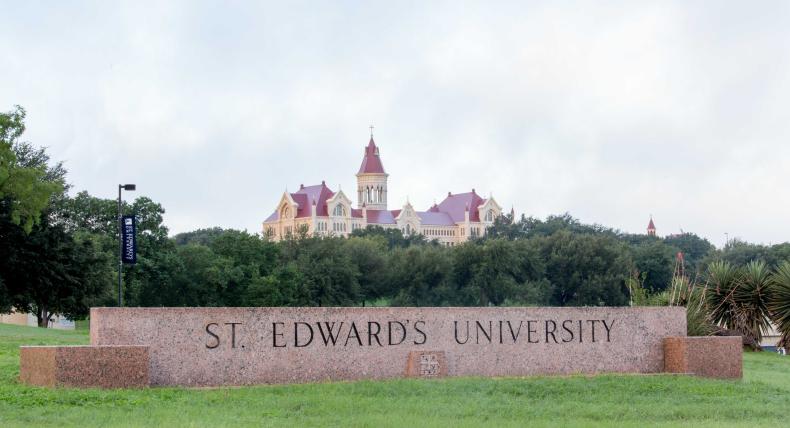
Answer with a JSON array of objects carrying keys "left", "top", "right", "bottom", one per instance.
[{"left": 369, "top": 124, "right": 374, "bottom": 138}]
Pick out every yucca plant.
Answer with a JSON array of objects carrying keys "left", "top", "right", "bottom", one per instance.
[
  {"left": 686, "top": 286, "right": 716, "bottom": 337},
  {"left": 736, "top": 261, "right": 774, "bottom": 346},
  {"left": 703, "top": 260, "right": 742, "bottom": 327},
  {"left": 768, "top": 261, "right": 790, "bottom": 348},
  {"left": 702, "top": 260, "right": 772, "bottom": 349}
]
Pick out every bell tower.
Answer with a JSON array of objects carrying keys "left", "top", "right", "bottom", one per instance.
[
  {"left": 356, "top": 128, "right": 388, "bottom": 210},
  {"left": 647, "top": 216, "right": 656, "bottom": 237}
]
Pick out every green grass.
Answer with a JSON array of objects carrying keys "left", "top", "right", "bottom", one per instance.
[{"left": 1, "top": 323, "right": 789, "bottom": 427}]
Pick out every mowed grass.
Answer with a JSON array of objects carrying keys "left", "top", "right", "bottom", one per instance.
[{"left": 1, "top": 323, "right": 789, "bottom": 427}]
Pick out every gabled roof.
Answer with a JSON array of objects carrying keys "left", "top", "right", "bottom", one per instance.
[
  {"left": 263, "top": 182, "right": 335, "bottom": 222},
  {"left": 357, "top": 138, "right": 386, "bottom": 174},
  {"left": 436, "top": 190, "right": 485, "bottom": 222},
  {"left": 417, "top": 211, "right": 455, "bottom": 226},
  {"left": 648, "top": 218, "right": 656, "bottom": 230},
  {"left": 264, "top": 211, "right": 279, "bottom": 222},
  {"left": 366, "top": 209, "right": 398, "bottom": 224},
  {"left": 293, "top": 183, "right": 334, "bottom": 217}
]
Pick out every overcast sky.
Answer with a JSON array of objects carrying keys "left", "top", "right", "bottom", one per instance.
[{"left": 2, "top": 1, "right": 788, "bottom": 247}]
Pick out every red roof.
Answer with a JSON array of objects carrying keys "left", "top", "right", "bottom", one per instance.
[
  {"left": 366, "top": 209, "right": 398, "bottom": 224},
  {"left": 263, "top": 182, "right": 335, "bottom": 222},
  {"left": 648, "top": 218, "right": 656, "bottom": 230},
  {"left": 418, "top": 211, "right": 455, "bottom": 225},
  {"left": 293, "top": 183, "right": 334, "bottom": 217},
  {"left": 436, "top": 190, "right": 485, "bottom": 222},
  {"left": 357, "top": 138, "right": 386, "bottom": 174}
]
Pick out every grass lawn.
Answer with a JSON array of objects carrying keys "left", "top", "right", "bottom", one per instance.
[{"left": 0, "top": 323, "right": 788, "bottom": 427}]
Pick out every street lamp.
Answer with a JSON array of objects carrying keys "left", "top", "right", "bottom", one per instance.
[{"left": 118, "top": 184, "right": 136, "bottom": 306}]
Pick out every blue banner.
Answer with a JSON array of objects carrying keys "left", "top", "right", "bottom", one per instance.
[{"left": 121, "top": 215, "right": 137, "bottom": 264}]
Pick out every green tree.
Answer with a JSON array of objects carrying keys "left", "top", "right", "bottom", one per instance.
[
  {"left": 485, "top": 211, "right": 526, "bottom": 240},
  {"left": 281, "top": 237, "right": 360, "bottom": 306},
  {"left": 0, "top": 106, "right": 63, "bottom": 231},
  {"left": 345, "top": 236, "right": 388, "bottom": 305},
  {"left": 450, "top": 240, "right": 523, "bottom": 306},
  {"left": 537, "top": 231, "right": 631, "bottom": 306},
  {"left": 351, "top": 225, "right": 427, "bottom": 248},
  {"left": 389, "top": 245, "right": 453, "bottom": 306},
  {"left": 173, "top": 227, "right": 227, "bottom": 246},
  {"left": 0, "top": 206, "right": 110, "bottom": 326},
  {"left": 663, "top": 233, "right": 714, "bottom": 275},
  {"left": 244, "top": 263, "right": 304, "bottom": 306},
  {"left": 209, "top": 229, "right": 279, "bottom": 306},
  {"left": 632, "top": 240, "right": 677, "bottom": 292}
]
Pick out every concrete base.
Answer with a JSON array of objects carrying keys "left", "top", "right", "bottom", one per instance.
[
  {"left": 664, "top": 336, "right": 742, "bottom": 379},
  {"left": 20, "top": 346, "right": 149, "bottom": 388}
]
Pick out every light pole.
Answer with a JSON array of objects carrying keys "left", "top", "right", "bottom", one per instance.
[{"left": 118, "top": 184, "right": 136, "bottom": 306}]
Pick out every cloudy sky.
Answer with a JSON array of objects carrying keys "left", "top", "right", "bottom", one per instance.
[{"left": 2, "top": 1, "right": 788, "bottom": 247}]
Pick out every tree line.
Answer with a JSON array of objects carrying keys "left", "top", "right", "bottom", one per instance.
[{"left": 1, "top": 105, "right": 789, "bottom": 348}]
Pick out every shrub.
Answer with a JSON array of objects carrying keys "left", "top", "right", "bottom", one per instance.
[{"left": 768, "top": 261, "right": 790, "bottom": 348}]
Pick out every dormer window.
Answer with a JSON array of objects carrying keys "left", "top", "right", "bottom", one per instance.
[
  {"left": 485, "top": 210, "right": 494, "bottom": 222},
  {"left": 333, "top": 204, "right": 346, "bottom": 217},
  {"left": 281, "top": 206, "right": 291, "bottom": 219}
]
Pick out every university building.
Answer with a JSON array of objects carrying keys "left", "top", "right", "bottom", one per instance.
[{"left": 263, "top": 135, "right": 504, "bottom": 245}]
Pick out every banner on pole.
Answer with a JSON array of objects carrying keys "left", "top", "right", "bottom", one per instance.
[{"left": 121, "top": 215, "right": 137, "bottom": 264}]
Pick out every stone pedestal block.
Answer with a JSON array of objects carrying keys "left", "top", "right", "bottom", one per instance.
[
  {"left": 20, "top": 345, "right": 149, "bottom": 388},
  {"left": 663, "top": 336, "right": 742, "bottom": 379}
]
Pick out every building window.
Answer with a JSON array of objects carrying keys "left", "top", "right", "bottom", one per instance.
[
  {"left": 281, "top": 206, "right": 291, "bottom": 219},
  {"left": 333, "top": 204, "right": 345, "bottom": 217},
  {"left": 485, "top": 210, "right": 494, "bottom": 222}
]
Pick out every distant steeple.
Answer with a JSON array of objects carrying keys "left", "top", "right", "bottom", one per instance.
[
  {"left": 356, "top": 131, "right": 389, "bottom": 210},
  {"left": 357, "top": 137, "right": 386, "bottom": 174},
  {"left": 647, "top": 215, "right": 656, "bottom": 237}
]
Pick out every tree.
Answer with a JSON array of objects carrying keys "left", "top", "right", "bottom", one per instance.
[
  {"left": 281, "top": 237, "right": 361, "bottom": 306},
  {"left": 537, "top": 231, "right": 631, "bottom": 306},
  {"left": 485, "top": 211, "right": 526, "bottom": 240},
  {"left": 208, "top": 229, "right": 279, "bottom": 306},
  {"left": 173, "top": 227, "right": 227, "bottom": 246},
  {"left": 663, "top": 233, "right": 714, "bottom": 275},
  {"left": 521, "top": 213, "right": 619, "bottom": 238},
  {"left": 0, "top": 207, "right": 110, "bottom": 326},
  {"left": 389, "top": 245, "right": 453, "bottom": 306},
  {"left": 244, "top": 263, "right": 304, "bottom": 306},
  {"left": 0, "top": 105, "right": 63, "bottom": 231},
  {"left": 350, "top": 225, "right": 426, "bottom": 248},
  {"left": 345, "top": 236, "right": 388, "bottom": 305},
  {"left": 631, "top": 240, "right": 677, "bottom": 292},
  {"left": 450, "top": 240, "right": 523, "bottom": 306}
]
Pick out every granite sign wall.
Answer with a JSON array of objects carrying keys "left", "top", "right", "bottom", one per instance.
[{"left": 90, "top": 307, "right": 685, "bottom": 386}]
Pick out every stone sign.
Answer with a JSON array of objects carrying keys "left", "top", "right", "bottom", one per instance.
[{"left": 90, "top": 307, "right": 685, "bottom": 386}]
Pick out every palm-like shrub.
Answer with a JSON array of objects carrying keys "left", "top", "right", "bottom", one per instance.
[
  {"left": 704, "top": 260, "right": 742, "bottom": 327},
  {"left": 686, "top": 286, "right": 716, "bottom": 336},
  {"left": 703, "top": 260, "right": 772, "bottom": 348},
  {"left": 737, "top": 261, "right": 774, "bottom": 345},
  {"left": 768, "top": 261, "right": 790, "bottom": 348}
]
